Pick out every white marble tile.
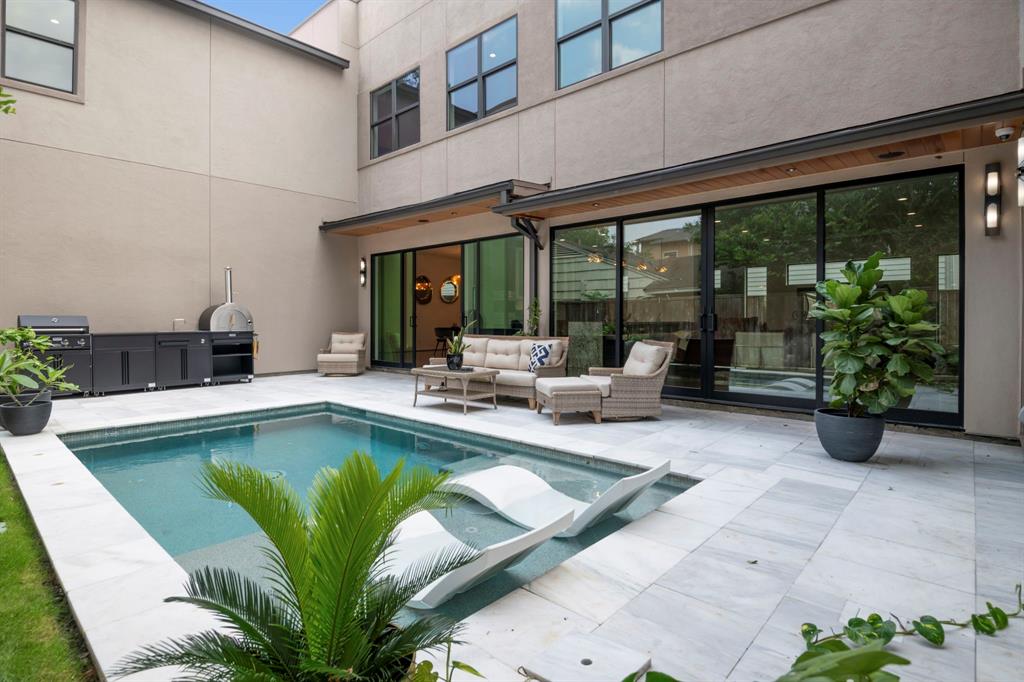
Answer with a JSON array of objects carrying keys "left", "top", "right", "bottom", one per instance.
[
  {"left": 619, "top": 510, "right": 720, "bottom": 551},
  {"left": 67, "top": 560, "right": 188, "bottom": 628},
  {"left": 521, "top": 632, "right": 650, "bottom": 682},
  {"left": 51, "top": 536, "right": 173, "bottom": 592}
]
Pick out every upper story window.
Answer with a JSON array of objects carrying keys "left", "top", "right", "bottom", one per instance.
[
  {"left": 447, "top": 16, "right": 517, "bottom": 130},
  {"left": 556, "top": 0, "right": 662, "bottom": 89},
  {"left": 1, "top": 0, "right": 79, "bottom": 93},
  {"left": 371, "top": 69, "right": 420, "bottom": 158}
]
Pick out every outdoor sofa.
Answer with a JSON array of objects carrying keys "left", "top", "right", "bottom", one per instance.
[{"left": 429, "top": 334, "right": 569, "bottom": 408}]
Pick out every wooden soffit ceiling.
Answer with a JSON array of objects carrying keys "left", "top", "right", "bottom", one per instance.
[{"left": 504, "top": 118, "right": 1023, "bottom": 221}]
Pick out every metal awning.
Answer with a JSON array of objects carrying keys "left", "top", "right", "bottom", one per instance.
[{"left": 320, "top": 180, "right": 548, "bottom": 236}]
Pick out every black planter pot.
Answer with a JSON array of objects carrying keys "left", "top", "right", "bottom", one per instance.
[
  {"left": 814, "top": 408, "right": 884, "bottom": 462},
  {"left": 0, "top": 400, "right": 54, "bottom": 436},
  {"left": 446, "top": 353, "right": 464, "bottom": 370}
]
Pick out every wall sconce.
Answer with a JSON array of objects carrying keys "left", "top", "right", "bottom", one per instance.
[
  {"left": 984, "top": 163, "right": 1001, "bottom": 236},
  {"left": 1018, "top": 138, "right": 1024, "bottom": 207},
  {"left": 359, "top": 257, "right": 367, "bottom": 287}
]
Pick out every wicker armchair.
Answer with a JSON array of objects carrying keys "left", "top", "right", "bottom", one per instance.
[
  {"left": 317, "top": 332, "right": 366, "bottom": 376},
  {"left": 586, "top": 340, "right": 674, "bottom": 420}
]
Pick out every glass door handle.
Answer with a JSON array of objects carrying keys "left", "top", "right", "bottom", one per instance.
[{"left": 700, "top": 313, "right": 718, "bottom": 332}]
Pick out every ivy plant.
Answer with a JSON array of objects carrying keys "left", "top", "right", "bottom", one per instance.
[
  {"left": 809, "top": 252, "right": 945, "bottom": 417},
  {"left": 785, "top": 584, "right": 1023, "bottom": 681},
  {"left": 0, "top": 85, "right": 14, "bottom": 115}
]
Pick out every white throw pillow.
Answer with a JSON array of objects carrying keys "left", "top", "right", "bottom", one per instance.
[{"left": 622, "top": 341, "right": 667, "bottom": 376}]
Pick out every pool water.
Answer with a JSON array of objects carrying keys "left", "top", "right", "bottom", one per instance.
[{"left": 66, "top": 404, "right": 686, "bottom": 618}]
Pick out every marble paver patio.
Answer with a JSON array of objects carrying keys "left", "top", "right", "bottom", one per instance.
[{"left": 2, "top": 371, "right": 1021, "bottom": 681}]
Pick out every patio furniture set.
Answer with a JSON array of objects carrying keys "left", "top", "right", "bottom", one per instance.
[{"left": 316, "top": 331, "right": 674, "bottom": 424}]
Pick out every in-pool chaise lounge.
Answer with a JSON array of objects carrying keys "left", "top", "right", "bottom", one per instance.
[
  {"left": 384, "top": 509, "right": 573, "bottom": 609},
  {"left": 443, "top": 460, "right": 671, "bottom": 538}
]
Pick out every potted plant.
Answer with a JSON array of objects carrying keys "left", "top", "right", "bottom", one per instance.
[
  {"left": 809, "top": 253, "right": 945, "bottom": 462},
  {"left": 515, "top": 298, "right": 541, "bottom": 337},
  {"left": 0, "top": 328, "right": 78, "bottom": 436},
  {"left": 446, "top": 320, "right": 475, "bottom": 370},
  {"left": 113, "top": 453, "right": 479, "bottom": 681}
]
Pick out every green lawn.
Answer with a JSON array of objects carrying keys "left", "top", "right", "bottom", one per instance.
[{"left": 0, "top": 455, "right": 94, "bottom": 682}]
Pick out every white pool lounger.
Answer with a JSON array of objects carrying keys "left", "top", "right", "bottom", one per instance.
[
  {"left": 443, "top": 460, "right": 672, "bottom": 538},
  {"left": 385, "top": 509, "right": 573, "bottom": 609}
]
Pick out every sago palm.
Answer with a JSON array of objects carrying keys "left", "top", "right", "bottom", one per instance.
[{"left": 112, "top": 451, "right": 476, "bottom": 681}]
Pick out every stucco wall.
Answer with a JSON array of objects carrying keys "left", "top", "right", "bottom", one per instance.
[
  {"left": 345, "top": 0, "right": 1020, "bottom": 213},
  {"left": 0, "top": 0, "right": 360, "bottom": 374}
]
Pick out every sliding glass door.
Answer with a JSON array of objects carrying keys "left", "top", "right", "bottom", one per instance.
[
  {"left": 622, "top": 211, "right": 703, "bottom": 391},
  {"left": 463, "top": 235, "right": 525, "bottom": 334},
  {"left": 371, "top": 251, "right": 414, "bottom": 366},
  {"left": 712, "top": 194, "right": 817, "bottom": 405},
  {"left": 549, "top": 167, "right": 963, "bottom": 425}
]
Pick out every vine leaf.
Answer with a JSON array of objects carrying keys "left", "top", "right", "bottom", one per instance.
[
  {"left": 971, "top": 614, "right": 997, "bottom": 636},
  {"left": 985, "top": 603, "right": 1009, "bottom": 630},
  {"left": 912, "top": 616, "right": 945, "bottom": 646},
  {"left": 800, "top": 623, "right": 822, "bottom": 646}
]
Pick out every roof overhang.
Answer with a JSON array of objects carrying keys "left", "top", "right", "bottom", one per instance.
[
  {"left": 496, "top": 90, "right": 1024, "bottom": 220},
  {"left": 161, "top": 0, "right": 350, "bottom": 70},
  {"left": 320, "top": 180, "right": 549, "bottom": 236}
]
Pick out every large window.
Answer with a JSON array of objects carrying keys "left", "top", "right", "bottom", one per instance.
[
  {"left": 556, "top": 0, "right": 661, "bottom": 89},
  {"left": 371, "top": 69, "right": 420, "bottom": 158},
  {"left": 552, "top": 223, "right": 618, "bottom": 375},
  {"left": 2, "top": 0, "right": 79, "bottom": 93},
  {"left": 447, "top": 16, "right": 517, "bottom": 130},
  {"left": 824, "top": 172, "right": 961, "bottom": 415},
  {"left": 550, "top": 168, "right": 963, "bottom": 425}
]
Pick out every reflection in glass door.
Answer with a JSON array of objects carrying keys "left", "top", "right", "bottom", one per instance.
[
  {"left": 712, "top": 194, "right": 817, "bottom": 404},
  {"left": 371, "top": 251, "right": 415, "bottom": 366},
  {"left": 622, "top": 211, "right": 703, "bottom": 391},
  {"left": 463, "top": 235, "right": 525, "bottom": 335}
]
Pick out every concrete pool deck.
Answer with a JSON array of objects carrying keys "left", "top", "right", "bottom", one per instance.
[{"left": 1, "top": 371, "right": 1021, "bottom": 681}]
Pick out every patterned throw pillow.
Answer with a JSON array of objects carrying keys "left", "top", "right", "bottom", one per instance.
[{"left": 529, "top": 342, "right": 553, "bottom": 373}]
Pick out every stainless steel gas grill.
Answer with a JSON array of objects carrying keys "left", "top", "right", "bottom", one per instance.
[{"left": 16, "top": 315, "right": 93, "bottom": 395}]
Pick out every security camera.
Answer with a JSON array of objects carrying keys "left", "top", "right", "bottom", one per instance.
[{"left": 996, "top": 126, "right": 1015, "bottom": 142}]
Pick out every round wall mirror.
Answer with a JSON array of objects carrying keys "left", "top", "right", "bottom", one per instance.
[
  {"left": 440, "top": 277, "right": 459, "bottom": 304},
  {"left": 414, "top": 275, "right": 432, "bottom": 304}
]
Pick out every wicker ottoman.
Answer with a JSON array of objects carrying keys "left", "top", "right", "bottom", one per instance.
[{"left": 535, "top": 377, "right": 602, "bottom": 425}]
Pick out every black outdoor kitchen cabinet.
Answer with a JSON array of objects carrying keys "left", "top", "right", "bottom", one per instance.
[
  {"left": 155, "top": 333, "right": 212, "bottom": 388},
  {"left": 210, "top": 331, "right": 255, "bottom": 383},
  {"left": 92, "top": 334, "right": 157, "bottom": 394}
]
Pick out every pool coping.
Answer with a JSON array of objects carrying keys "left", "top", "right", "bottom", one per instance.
[{"left": 1, "top": 390, "right": 701, "bottom": 680}]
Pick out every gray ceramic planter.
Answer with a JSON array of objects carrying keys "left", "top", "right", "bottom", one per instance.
[
  {"left": 0, "top": 400, "right": 53, "bottom": 436},
  {"left": 814, "top": 408, "right": 884, "bottom": 462}
]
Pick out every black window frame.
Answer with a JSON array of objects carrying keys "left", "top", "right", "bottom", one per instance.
[
  {"left": 370, "top": 68, "right": 420, "bottom": 160},
  {"left": 446, "top": 15, "right": 518, "bottom": 131},
  {"left": 549, "top": 165, "right": 966, "bottom": 430},
  {"left": 555, "top": 0, "right": 663, "bottom": 90},
  {"left": 0, "top": 0, "right": 80, "bottom": 94}
]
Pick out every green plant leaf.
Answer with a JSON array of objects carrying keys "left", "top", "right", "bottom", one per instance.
[
  {"left": 451, "top": 660, "right": 484, "bottom": 678},
  {"left": 912, "top": 616, "right": 945, "bottom": 646},
  {"left": 801, "top": 623, "right": 822, "bottom": 646},
  {"left": 645, "top": 673, "right": 682, "bottom": 682},
  {"left": 834, "top": 352, "right": 865, "bottom": 374},
  {"left": 986, "top": 603, "right": 1009, "bottom": 630},
  {"left": 886, "top": 354, "right": 909, "bottom": 376},
  {"left": 971, "top": 614, "right": 997, "bottom": 636}
]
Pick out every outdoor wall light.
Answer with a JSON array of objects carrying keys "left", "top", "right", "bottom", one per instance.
[
  {"left": 984, "top": 163, "right": 1001, "bottom": 236},
  {"left": 1018, "top": 138, "right": 1024, "bottom": 207},
  {"left": 359, "top": 257, "right": 367, "bottom": 286}
]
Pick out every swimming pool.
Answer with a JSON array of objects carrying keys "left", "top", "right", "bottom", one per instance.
[{"left": 64, "top": 403, "right": 687, "bottom": 618}]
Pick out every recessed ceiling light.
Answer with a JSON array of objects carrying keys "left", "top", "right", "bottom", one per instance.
[
  {"left": 489, "top": 52, "right": 497, "bottom": 59},
  {"left": 591, "top": 202, "right": 600, "bottom": 207},
  {"left": 897, "top": 197, "right": 909, "bottom": 201},
  {"left": 906, "top": 212, "right": 916, "bottom": 216},
  {"left": 50, "top": 18, "right": 60, "bottom": 24},
  {"left": 785, "top": 167, "right": 797, "bottom": 173}
]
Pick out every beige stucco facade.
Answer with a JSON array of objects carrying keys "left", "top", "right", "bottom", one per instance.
[
  {"left": 0, "top": 0, "right": 360, "bottom": 374},
  {"left": 291, "top": 0, "right": 1024, "bottom": 437},
  {"left": 0, "top": 0, "right": 1021, "bottom": 436}
]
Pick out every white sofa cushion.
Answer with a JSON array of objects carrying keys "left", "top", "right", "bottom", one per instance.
[
  {"left": 622, "top": 342, "right": 667, "bottom": 376},
  {"left": 493, "top": 369, "right": 537, "bottom": 387},
  {"left": 536, "top": 376, "right": 603, "bottom": 397},
  {"left": 462, "top": 337, "right": 488, "bottom": 367},
  {"left": 580, "top": 375, "right": 612, "bottom": 397},
  {"left": 318, "top": 353, "right": 359, "bottom": 363},
  {"left": 485, "top": 338, "right": 523, "bottom": 370},
  {"left": 330, "top": 332, "right": 365, "bottom": 354}
]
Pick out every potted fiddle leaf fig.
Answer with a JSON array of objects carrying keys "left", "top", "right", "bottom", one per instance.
[
  {"left": 0, "top": 327, "right": 78, "bottom": 436},
  {"left": 809, "top": 252, "right": 945, "bottom": 462},
  {"left": 446, "top": 320, "right": 475, "bottom": 370}
]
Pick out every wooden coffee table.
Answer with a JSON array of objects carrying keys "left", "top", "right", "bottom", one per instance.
[{"left": 411, "top": 365, "right": 499, "bottom": 414}]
